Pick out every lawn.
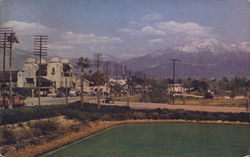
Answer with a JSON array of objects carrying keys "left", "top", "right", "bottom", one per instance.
[
  {"left": 175, "top": 98, "right": 249, "bottom": 107},
  {"left": 42, "top": 123, "right": 250, "bottom": 157}
]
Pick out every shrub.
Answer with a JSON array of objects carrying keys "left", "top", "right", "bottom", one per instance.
[
  {"left": 2, "top": 129, "right": 17, "bottom": 144},
  {"left": 131, "top": 112, "right": 146, "bottom": 119},
  {"left": 29, "top": 120, "right": 59, "bottom": 133}
]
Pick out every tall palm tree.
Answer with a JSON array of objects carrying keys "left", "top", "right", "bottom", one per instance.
[{"left": 76, "top": 57, "right": 90, "bottom": 108}]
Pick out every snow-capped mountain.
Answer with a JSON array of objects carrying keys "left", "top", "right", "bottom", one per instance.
[
  {"left": 175, "top": 39, "right": 226, "bottom": 53},
  {"left": 123, "top": 39, "right": 250, "bottom": 78},
  {"left": 175, "top": 39, "right": 250, "bottom": 54},
  {"left": 236, "top": 42, "right": 250, "bottom": 53}
]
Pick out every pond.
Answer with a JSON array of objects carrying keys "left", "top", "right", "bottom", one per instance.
[{"left": 42, "top": 123, "right": 250, "bottom": 157}]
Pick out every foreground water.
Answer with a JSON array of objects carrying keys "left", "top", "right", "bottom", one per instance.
[{"left": 43, "top": 123, "right": 250, "bottom": 157}]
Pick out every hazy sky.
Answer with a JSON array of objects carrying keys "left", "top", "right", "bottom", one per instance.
[{"left": 1, "top": 0, "right": 249, "bottom": 59}]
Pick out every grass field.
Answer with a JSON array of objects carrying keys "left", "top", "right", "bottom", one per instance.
[
  {"left": 175, "top": 98, "right": 248, "bottom": 107},
  {"left": 42, "top": 123, "right": 250, "bottom": 157},
  {"left": 114, "top": 94, "right": 249, "bottom": 107},
  {"left": 113, "top": 95, "right": 141, "bottom": 102}
]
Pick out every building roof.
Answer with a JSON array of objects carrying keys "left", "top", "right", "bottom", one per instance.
[{"left": 50, "top": 57, "right": 60, "bottom": 63}]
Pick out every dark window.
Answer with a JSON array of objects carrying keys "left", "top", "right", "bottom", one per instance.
[
  {"left": 26, "top": 78, "right": 34, "bottom": 84},
  {"left": 52, "top": 67, "right": 55, "bottom": 75}
]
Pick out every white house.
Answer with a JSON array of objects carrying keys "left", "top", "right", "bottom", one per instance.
[
  {"left": 168, "top": 84, "right": 187, "bottom": 93},
  {"left": 17, "top": 58, "right": 39, "bottom": 88},
  {"left": 17, "top": 57, "right": 75, "bottom": 93}
]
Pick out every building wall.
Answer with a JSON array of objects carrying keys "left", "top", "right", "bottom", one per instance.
[
  {"left": 46, "top": 62, "right": 63, "bottom": 88},
  {"left": 17, "top": 58, "right": 74, "bottom": 92},
  {"left": 17, "top": 63, "right": 38, "bottom": 88}
]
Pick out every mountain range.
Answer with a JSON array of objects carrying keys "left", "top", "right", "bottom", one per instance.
[
  {"left": 123, "top": 39, "right": 250, "bottom": 78},
  {"left": 1, "top": 39, "right": 250, "bottom": 79}
]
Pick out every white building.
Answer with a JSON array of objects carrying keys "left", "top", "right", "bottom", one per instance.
[
  {"left": 109, "top": 78, "right": 127, "bottom": 86},
  {"left": 168, "top": 84, "right": 187, "bottom": 93},
  {"left": 17, "top": 58, "right": 39, "bottom": 88},
  {"left": 17, "top": 57, "right": 75, "bottom": 93}
]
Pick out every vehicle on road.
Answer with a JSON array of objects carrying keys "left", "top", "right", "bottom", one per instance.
[
  {"left": 103, "top": 97, "right": 114, "bottom": 103},
  {"left": 0, "top": 95, "right": 26, "bottom": 108}
]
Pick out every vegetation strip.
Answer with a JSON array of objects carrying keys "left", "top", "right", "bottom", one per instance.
[{"left": 17, "top": 119, "right": 249, "bottom": 157}]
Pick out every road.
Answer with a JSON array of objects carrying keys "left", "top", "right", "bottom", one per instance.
[
  {"left": 24, "top": 96, "right": 96, "bottom": 106},
  {"left": 25, "top": 96, "right": 248, "bottom": 113}
]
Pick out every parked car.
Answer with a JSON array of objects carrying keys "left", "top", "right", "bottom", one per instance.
[
  {"left": 0, "top": 96, "right": 26, "bottom": 108},
  {"left": 103, "top": 97, "right": 114, "bottom": 103},
  {"left": 55, "top": 92, "right": 65, "bottom": 98},
  {"left": 0, "top": 97, "right": 9, "bottom": 108},
  {"left": 13, "top": 96, "right": 26, "bottom": 108}
]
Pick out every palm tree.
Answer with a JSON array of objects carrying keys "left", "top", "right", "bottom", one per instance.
[{"left": 76, "top": 57, "right": 90, "bottom": 108}]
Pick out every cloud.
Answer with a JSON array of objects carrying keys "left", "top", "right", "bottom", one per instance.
[
  {"left": 128, "top": 21, "right": 137, "bottom": 25},
  {"left": 141, "top": 26, "right": 165, "bottom": 36},
  {"left": 48, "top": 44, "right": 74, "bottom": 50},
  {"left": 149, "top": 38, "right": 165, "bottom": 44},
  {"left": 142, "top": 13, "right": 164, "bottom": 21},
  {"left": 61, "top": 31, "right": 122, "bottom": 44},
  {"left": 118, "top": 28, "right": 133, "bottom": 33},
  {"left": 3, "top": 20, "right": 55, "bottom": 35},
  {"left": 154, "top": 21, "right": 211, "bottom": 37}
]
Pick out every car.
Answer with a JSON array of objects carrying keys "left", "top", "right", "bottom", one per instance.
[
  {"left": 103, "top": 97, "right": 113, "bottom": 103},
  {"left": 55, "top": 92, "right": 65, "bottom": 98}
]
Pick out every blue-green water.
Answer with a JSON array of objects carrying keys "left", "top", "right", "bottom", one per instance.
[{"left": 42, "top": 123, "right": 250, "bottom": 157}]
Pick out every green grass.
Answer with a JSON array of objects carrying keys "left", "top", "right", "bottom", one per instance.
[
  {"left": 113, "top": 95, "right": 141, "bottom": 102},
  {"left": 175, "top": 98, "right": 248, "bottom": 107},
  {"left": 42, "top": 123, "right": 250, "bottom": 157}
]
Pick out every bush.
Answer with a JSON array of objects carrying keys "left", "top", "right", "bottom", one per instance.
[
  {"left": 29, "top": 120, "right": 59, "bottom": 133},
  {"left": 131, "top": 112, "right": 146, "bottom": 119},
  {"left": 2, "top": 129, "right": 17, "bottom": 144}
]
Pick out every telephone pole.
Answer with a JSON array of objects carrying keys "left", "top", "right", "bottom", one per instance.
[
  {"left": 103, "top": 61, "right": 110, "bottom": 102},
  {"left": 8, "top": 31, "right": 19, "bottom": 108},
  {"left": 0, "top": 27, "right": 14, "bottom": 108},
  {"left": 122, "top": 65, "right": 127, "bottom": 80},
  {"left": 34, "top": 35, "right": 48, "bottom": 106},
  {"left": 94, "top": 53, "right": 103, "bottom": 108},
  {"left": 170, "top": 59, "right": 180, "bottom": 105},
  {"left": 115, "top": 64, "right": 119, "bottom": 83}
]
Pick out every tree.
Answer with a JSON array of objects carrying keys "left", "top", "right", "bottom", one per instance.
[
  {"left": 76, "top": 57, "right": 90, "bottom": 108},
  {"left": 87, "top": 71, "right": 108, "bottom": 109},
  {"left": 87, "top": 71, "right": 108, "bottom": 86},
  {"left": 140, "top": 80, "right": 170, "bottom": 103}
]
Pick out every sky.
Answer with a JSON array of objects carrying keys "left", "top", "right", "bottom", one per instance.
[{"left": 1, "top": 0, "right": 249, "bottom": 59}]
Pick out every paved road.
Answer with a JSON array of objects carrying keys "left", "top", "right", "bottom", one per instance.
[
  {"left": 25, "top": 96, "right": 96, "bottom": 106},
  {"left": 25, "top": 97, "right": 248, "bottom": 113}
]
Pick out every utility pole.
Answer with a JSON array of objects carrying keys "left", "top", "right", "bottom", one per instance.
[
  {"left": 122, "top": 65, "right": 126, "bottom": 80},
  {"left": 34, "top": 35, "right": 48, "bottom": 106},
  {"left": 94, "top": 53, "right": 103, "bottom": 108},
  {"left": 104, "top": 61, "right": 110, "bottom": 102},
  {"left": 170, "top": 59, "right": 180, "bottom": 105},
  {"left": 0, "top": 27, "right": 13, "bottom": 109},
  {"left": 7, "top": 31, "right": 19, "bottom": 108},
  {"left": 115, "top": 64, "right": 119, "bottom": 84},
  {"left": 65, "top": 74, "right": 68, "bottom": 105}
]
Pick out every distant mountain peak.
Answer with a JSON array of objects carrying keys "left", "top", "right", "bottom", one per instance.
[
  {"left": 147, "top": 48, "right": 174, "bottom": 58},
  {"left": 175, "top": 38, "right": 227, "bottom": 54},
  {"left": 175, "top": 39, "right": 250, "bottom": 54}
]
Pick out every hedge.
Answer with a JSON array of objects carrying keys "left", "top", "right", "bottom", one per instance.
[{"left": 0, "top": 102, "right": 249, "bottom": 125}]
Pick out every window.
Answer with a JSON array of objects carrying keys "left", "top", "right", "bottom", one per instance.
[{"left": 51, "top": 67, "right": 55, "bottom": 75}]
